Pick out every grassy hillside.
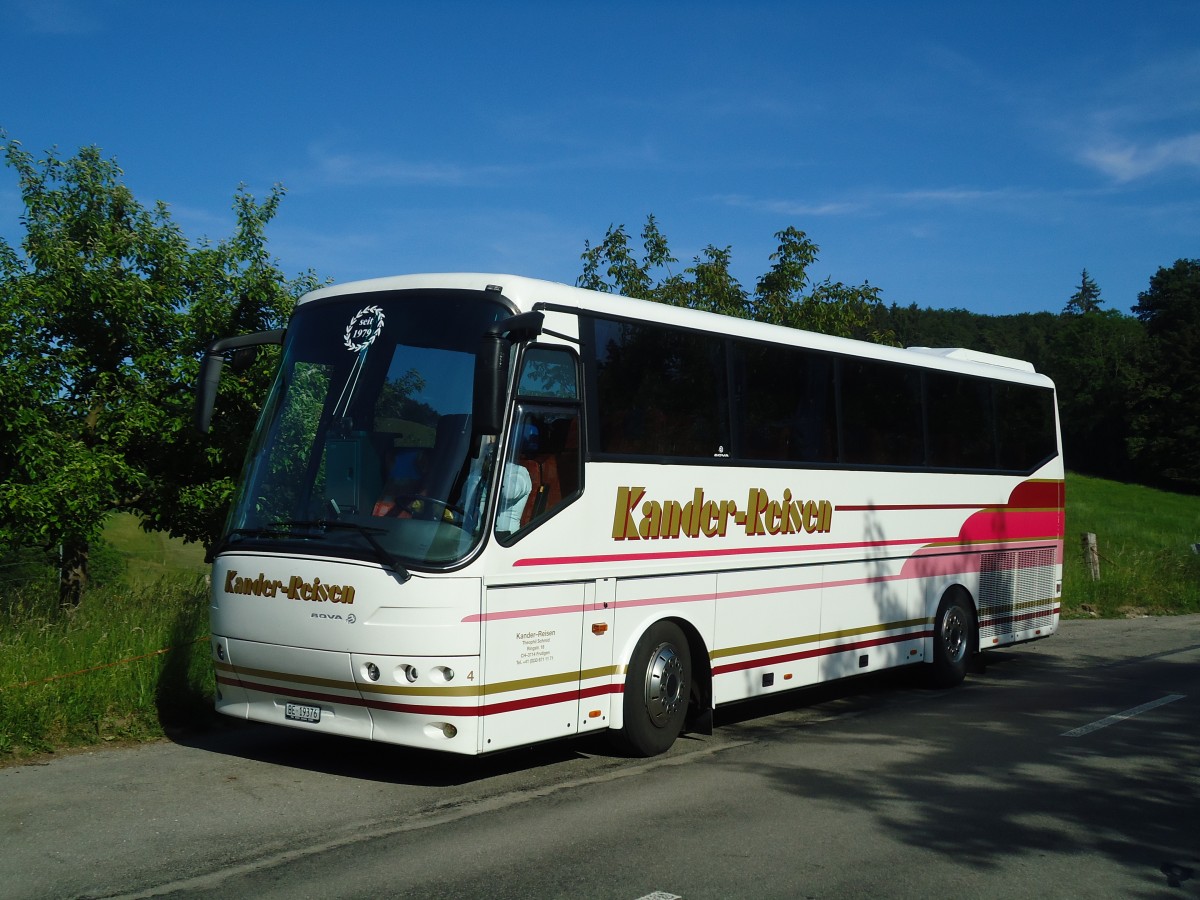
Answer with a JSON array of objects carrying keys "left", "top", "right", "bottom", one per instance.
[
  {"left": 102, "top": 513, "right": 208, "bottom": 583},
  {"left": 1062, "top": 473, "right": 1200, "bottom": 617}
]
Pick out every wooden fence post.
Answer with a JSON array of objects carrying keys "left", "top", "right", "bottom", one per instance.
[{"left": 1081, "top": 532, "right": 1100, "bottom": 581}]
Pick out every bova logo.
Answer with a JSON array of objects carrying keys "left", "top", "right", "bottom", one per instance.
[
  {"left": 612, "top": 486, "right": 833, "bottom": 541},
  {"left": 223, "top": 571, "right": 356, "bottom": 604}
]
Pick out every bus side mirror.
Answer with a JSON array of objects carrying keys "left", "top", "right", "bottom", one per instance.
[
  {"left": 230, "top": 345, "right": 259, "bottom": 373},
  {"left": 471, "top": 311, "right": 544, "bottom": 443},
  {"left": 472, "top": 332, "right": 510, "bottom": 438},
  {"left": 194, "top": 329, "right": 285, "bottom": 433}
]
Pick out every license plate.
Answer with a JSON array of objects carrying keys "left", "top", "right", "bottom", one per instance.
[{"left": 285, "top": 702, "right": 321, "bottom": 724}]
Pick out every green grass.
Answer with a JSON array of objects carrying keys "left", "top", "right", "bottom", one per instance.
[
  {"left": 0, "top": 576, "right": 214, "bottom": 760},
  {"left": 1062, "top": 472, "right": 1200, "bottom": 617},
  {"left": 0, "top": 517, "right": 214, "bottom": 763},
  {"left": 1, "top": 480, "right": 1197, "bottom": 763}
]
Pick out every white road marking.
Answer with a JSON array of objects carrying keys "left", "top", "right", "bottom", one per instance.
[
  {"left": 635, "top": 893, "right": 683, "bottom": 900},
  {"left": 1062, "top": 694, "right": 1186, "bottom": 737}
]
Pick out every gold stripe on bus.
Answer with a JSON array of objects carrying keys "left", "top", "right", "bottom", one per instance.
[
  {"left": 357, "top": 683, "right": 481, "bottom": 697},
  {"left": 710, "top": 617, "right": 930, "bottom": 661},
  {"left": 216, "top": 661, "right": 360, "bottom": 693},
  {"left": 219, "top": 661, "right": 476, "bottom": 697},
  {"left": 479, "top": 665, "right": 620, "bottom": 696},
  {"left": 219, "top": 660, "right": 620, "bottom": 699}
]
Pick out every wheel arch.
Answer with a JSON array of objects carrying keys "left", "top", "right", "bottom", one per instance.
[
  {"left": 924, "top": 582, "right": 980, "bottom": 688},
  {"left": 670, "top": 615, "right": 713, "bottom": 731},
  {"left": 611, "top": 613, "right": 712, "bottom": 735},
  {"left": 920, "top": 579, "right": 979, "bottom": 657}
]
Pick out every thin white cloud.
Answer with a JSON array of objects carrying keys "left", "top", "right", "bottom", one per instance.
[
  {"left": 1079, "top": 133, "right": 1200, "bottom": 182},
  {"left": 1046, "top": 49, "right": 1200, "bottom": 183},
  {"left": 309, "top": 147, "right": 515, "bottom": 187},
  {"left": 303, "top": 135, "right": 676, "bottom": 190},
  {"left": 715, "top": 193, "right": 866, "bottom": 217},
  {"left": 716, "top": 186, "right": 1050, "bottom": 218}
]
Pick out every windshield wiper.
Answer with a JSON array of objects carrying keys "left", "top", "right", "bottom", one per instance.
[
  {"left": 279, "top": 519, "right": 411, "bottom": 582},
  {"left": 222, "top": 520, "right": 411, "bottom": 582}
]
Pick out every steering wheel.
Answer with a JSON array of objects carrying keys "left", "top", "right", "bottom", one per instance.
[{"left": 388, "top": 494, "right": 464, "bottom": 525}]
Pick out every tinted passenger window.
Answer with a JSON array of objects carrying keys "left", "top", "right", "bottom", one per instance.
[
  {"left": 590, "top": 317, "right": 729, "bottom": 458},
  {"left": 995, "top": 382, "right": 1058, "bottom": 471},
  {"left": 926, "top": 371, "right": 996, "bottom": 469},
  {"left": 735, "top": 342, "right": 837, "bottom": 463},
  {"left": 839, "top": 359, "right": 923, "bottom": 466}
]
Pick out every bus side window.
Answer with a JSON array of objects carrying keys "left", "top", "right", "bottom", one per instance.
[{"left": 498, "top": 407, "right": 581, "bottom": 539}]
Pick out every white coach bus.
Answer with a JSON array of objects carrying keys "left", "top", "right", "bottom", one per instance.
[{"left": 195, "top": 273, "right": 1064, "bottom": 756}]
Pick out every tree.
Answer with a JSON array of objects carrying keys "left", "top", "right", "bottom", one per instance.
[
  {"left": 1043, "top": 309, "right": 1143, "bottom": 479},
  {"left": 579, "top": 218, "right": 893, "bottom": 343},
  {"left": 1128, "top": 259, "right": 1200, "bottom": 490},
  {"left": 139, "top": 187, "right": 321, "bottom": 548},
  {"left": 0, "top": 137, "right": 317, "bottom": 603},
  {"left": 1064, "top": 268, "right": 1104, "bottom": 315}
]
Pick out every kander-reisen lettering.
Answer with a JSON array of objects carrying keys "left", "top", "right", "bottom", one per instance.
[
  {"left": 612, "top": 487, "right": 833, "bottom": 541},
  {"left": 224, "top": 570, "right": 356, "bottom": 604}
]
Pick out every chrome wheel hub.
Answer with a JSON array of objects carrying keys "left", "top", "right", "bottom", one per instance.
[
  {"left": 941, "top": 607, "right": 967, "bottom": 663},
  {"left": 644, "top": 642, "right": 685, "bottom": 727}
]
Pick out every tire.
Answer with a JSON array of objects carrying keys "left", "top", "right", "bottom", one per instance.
[
  {"left": 616, "top": 621, "right": 691, "bottom": 757},
  {"left": 928, "top": 591, "right": 976, "bottom": 688}
]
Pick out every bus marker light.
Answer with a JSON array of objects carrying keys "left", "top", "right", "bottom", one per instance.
[
  {"left": 783, "top": 673, "right": 793, "bottom": 681},
  {"left": 592, "top": 623, "right": 608, "bottom": 635},
  {"left": 588, "top": 709, "right": 602, "bottom": 718}
]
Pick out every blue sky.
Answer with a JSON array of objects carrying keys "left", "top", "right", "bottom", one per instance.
[{"left": 1, "top": 1, "right": 1197, "bottom": 316}]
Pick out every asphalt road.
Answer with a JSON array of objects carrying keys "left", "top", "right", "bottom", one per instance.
[{"left": 3, "top": 616, "right": 1198, "bottom": 899}]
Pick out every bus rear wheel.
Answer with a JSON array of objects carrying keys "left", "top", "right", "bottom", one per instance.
[
  {"left": 928, "top": 591, "right": 976, "bottom": 688},
  {"left": 616, "top": 621, "right": 691, "bottom": 757}
]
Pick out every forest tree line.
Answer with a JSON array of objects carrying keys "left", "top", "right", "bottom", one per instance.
[
  {"left": 875, "top": 265, "right": 1199, "bottom": 491},
  {"left": 1, "top": 140, "right": 1197, "bottom": 603}
]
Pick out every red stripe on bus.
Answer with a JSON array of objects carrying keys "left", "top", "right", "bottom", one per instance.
[
  {"left": 835, "top": 503, "right": 988, "bottom": 512},
  {"left": 514, "top": 535, "right": 953, "bottom": 568},
  {"left": 711, "top": 630, "right": 930, "bottom": 676},
  {"left": 220, "top": 676, "right": 619, "bottom": 718}
]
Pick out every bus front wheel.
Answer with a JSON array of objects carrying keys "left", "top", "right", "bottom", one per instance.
[
  {"left": 928, "top": 591, "right": 976, "bottom": 688},
  {"left": 616, "top": 621, "right": 691, "bottom": 757}
]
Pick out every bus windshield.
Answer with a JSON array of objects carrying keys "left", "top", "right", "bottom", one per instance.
[{"left": 222, "top": 289, "right": 512, "bottom": 568}]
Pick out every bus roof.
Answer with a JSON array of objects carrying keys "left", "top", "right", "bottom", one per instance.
[{"left": 298, "top": 273, "right": 1052, "bottom": 387}]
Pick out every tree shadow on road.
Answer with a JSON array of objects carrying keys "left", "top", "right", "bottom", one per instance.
[{"left": 724, "top": 648, "right": 1198, "bottom": 897}]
